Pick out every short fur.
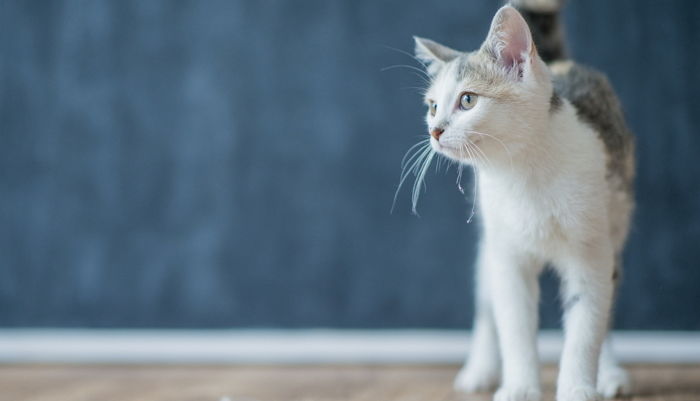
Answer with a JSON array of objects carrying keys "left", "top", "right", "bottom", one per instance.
[{"left": 407, "top": 1, "right": 634, "bottom": 400}]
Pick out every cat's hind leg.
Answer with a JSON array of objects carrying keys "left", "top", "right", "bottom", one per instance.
[
  {"left": 597, "top": 259, "right": 632, "bottom": 398},
  {"left": 555, "top": 245, "right": 615, "bottom": 401},
  {"left": 597, "top": 339, "right": 632, "bottom": 398}
]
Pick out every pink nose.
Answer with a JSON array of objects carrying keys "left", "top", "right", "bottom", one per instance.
[{"left": 431, "top": 128, "right": 444, "bottom": 140}]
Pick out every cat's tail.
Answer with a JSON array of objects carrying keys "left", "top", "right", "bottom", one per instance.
[{"left": 508, "top": 0, "right": 567, "bottom": 63}]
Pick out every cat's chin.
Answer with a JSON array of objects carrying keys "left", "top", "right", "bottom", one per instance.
[{"left": 432, "top": 142, "right": 471, "bottom": 163}]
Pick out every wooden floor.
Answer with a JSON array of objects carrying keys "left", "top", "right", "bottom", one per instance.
[{"left": 1, "top": 365, "right": 699, "bottom": 401}]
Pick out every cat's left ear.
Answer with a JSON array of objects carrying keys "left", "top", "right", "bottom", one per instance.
[
  {"left": 482, "top": 6, "right": 536, "bottom": 79},
  {"left": 414, "top": 36, "right": 460, "bottom": 76}
]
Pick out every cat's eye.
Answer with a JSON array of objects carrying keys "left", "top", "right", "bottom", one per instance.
[
  {"left": 428, "top": 101, "right": 437, "bottom": 117},
  {"left": 459, "top": 92, "right": 478, "bottom": 110}
]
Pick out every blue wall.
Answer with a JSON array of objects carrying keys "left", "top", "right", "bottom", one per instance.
[{"left": 1, "top": 0, "right": 698, "bottom": 329}]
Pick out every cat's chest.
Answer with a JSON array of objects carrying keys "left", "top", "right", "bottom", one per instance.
[{"left": 479, "top": 180, "right": 571, "bottom": 251}]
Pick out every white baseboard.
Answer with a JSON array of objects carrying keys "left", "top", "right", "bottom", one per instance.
[{"left": 0, "top": 329, "right": 698, "bottom": 364}]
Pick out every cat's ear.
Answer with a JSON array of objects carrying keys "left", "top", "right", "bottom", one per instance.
[
  {"left": 414, "top": 36, "right": 460, "bottom": 76},
  {"left": 482, "top": 6, "right": 535, "bottom": 79}
]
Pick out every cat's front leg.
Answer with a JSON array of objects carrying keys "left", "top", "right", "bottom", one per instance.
[
  {"left": 555, "top": 247, "right": 615, "bottom": 401},
  {"left": 488, "top": 244, "right": 543, "bottom": 401},
  {"left": 455, "top": 248, "right": 501, "bottom": 393}
]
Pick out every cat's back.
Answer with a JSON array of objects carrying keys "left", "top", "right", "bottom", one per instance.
[
  {"left": 515, "top": 0, "right": 634, "bottom": 192},
  {"left": 550, "top": 60, "right": 635, "bottom": 194}
]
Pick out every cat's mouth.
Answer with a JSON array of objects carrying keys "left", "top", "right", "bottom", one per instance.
[
  {"left": 431, "top": 133, "right": 484, "bottom": 161},
  {"left": 432, "top": 139, "right": 477, "bottom": 161}
]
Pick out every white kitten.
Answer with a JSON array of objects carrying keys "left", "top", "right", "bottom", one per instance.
[{"left": 405, "top": 2, "right": 634, "bottom": 401}]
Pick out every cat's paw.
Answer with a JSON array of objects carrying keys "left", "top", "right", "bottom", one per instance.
[
  {"left": 454, "top": 364, "right": 499, "bottom": 393},
  {"left": 493, "top": 386, "right": 541, "bottom": 401},
  {"left": 597, "top": 366, "right": 632, "bottom": 398},
  {"left": 556, "top": 386, "right": 601, "bottom": 401}
]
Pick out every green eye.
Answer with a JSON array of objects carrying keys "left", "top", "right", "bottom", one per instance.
[{"left": 459, "top": 93, "right": 477, "bottom": 110}]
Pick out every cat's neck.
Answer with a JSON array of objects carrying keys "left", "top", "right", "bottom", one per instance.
[{"left": 476, "top": 100, "right": 596, "bottom": 189}]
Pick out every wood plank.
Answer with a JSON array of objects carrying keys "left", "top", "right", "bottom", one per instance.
[{"left": 0, "top": 365, "right": 698, "bottom": 401}]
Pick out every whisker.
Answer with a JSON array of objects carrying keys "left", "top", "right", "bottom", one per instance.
[
  {"left": 404, "top": 145, "right": 432, "bottom": 184},
  {"left": 445, "top": 157, "right": 456, "bottom": 174},
  {"left": 380, "top": 63, "right": 431, "bottom": 87},
  {"left": 408, "top": 73, "right": 431, "bottom": 87},
  {"left": 467, "top": 166, "right": 479, "bottom": 224},
  {"left": 410, "top": 146, "right": 432, "bottom": 176},
  {"left": 400, "top": 86, "right": 429, "bottom": 95},
  {"left": 459, "top": 143, "right": 479, "bottom": 223},
  {"left": 465, "top": 130, "right": 513, "bottom": 171},
  {"left": 411, "top": 150, "right": 435, "bottom": 215},
  {"left": 468, "top": 139, "right": 493, "bottom": 170},
  {"left": 435, "top": 152, "right": 445, "bottom": 173},
  {"left": 380, "top": 64, "right": 431, "bottom": 79},
  {"left": 380, "top": 63, "right": 429, "bottom": 75},
  {"left": 392, "top": 144, "right": 432, "bottom": 213},
  {"left": 456, "top": 164, "right": 465, "bottom": 195},
  {"left": 409, "top": 72, "right": 431, "bottom": 87},
  {"left": 380, "top": 44, "right": 429, "bottom": 69},
  {"left": 401, "top": 138, "right": 430, "bottom": 168}
]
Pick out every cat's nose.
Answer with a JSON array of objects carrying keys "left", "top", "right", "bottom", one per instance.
[{"left": 431, "top": 128, "right": 444, "bottom": 140}]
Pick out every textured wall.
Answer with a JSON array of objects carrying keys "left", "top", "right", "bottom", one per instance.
[{"left": 0, "top": 0, "right": 698, "bottom": 329}]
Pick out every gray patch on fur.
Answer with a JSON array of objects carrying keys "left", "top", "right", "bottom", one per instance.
[
  {"left": 550, "top": 92, "right": 562, "bottom": 113},
  {"left": 563, "top": 294, "right": 581, "bottom": 312},
  {"left": 457, "top": 56, "right": 501, "bottom": 87},
  {"left": 516, "top": 8, "right": 567, "bottom": 63},
  {"left": 608, "top": 258, "right": 623, "bottom": 330},
  {"left": 551, "top": 63, "right": 635, "bottom": 194},
  {"left": 612, "top": 257, "right": 623, "bottom": 292}
]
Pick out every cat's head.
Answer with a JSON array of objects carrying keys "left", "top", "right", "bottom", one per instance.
[{"left": 415, "top": 6, "right": 553, "bottom": 166}]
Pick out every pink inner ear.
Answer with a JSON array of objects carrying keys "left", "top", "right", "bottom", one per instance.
[
  {"left": 499, "top": 21, "right": 530, "bottom": 68},
  {"left": 488, "top": 7, "right": 533, "bottom": 75}
]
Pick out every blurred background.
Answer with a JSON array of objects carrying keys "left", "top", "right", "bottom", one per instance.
[{"left": 1, "top": 0, "right": 698, "bottom": 332}]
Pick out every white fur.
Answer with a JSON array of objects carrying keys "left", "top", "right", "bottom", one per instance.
[{"left": 416, "top": 6, "right": 630, "bottom": 401}]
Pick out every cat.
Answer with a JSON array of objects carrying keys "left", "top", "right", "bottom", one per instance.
[{"left": 405, "top": 1, "right": 635, "bottom": 400}]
